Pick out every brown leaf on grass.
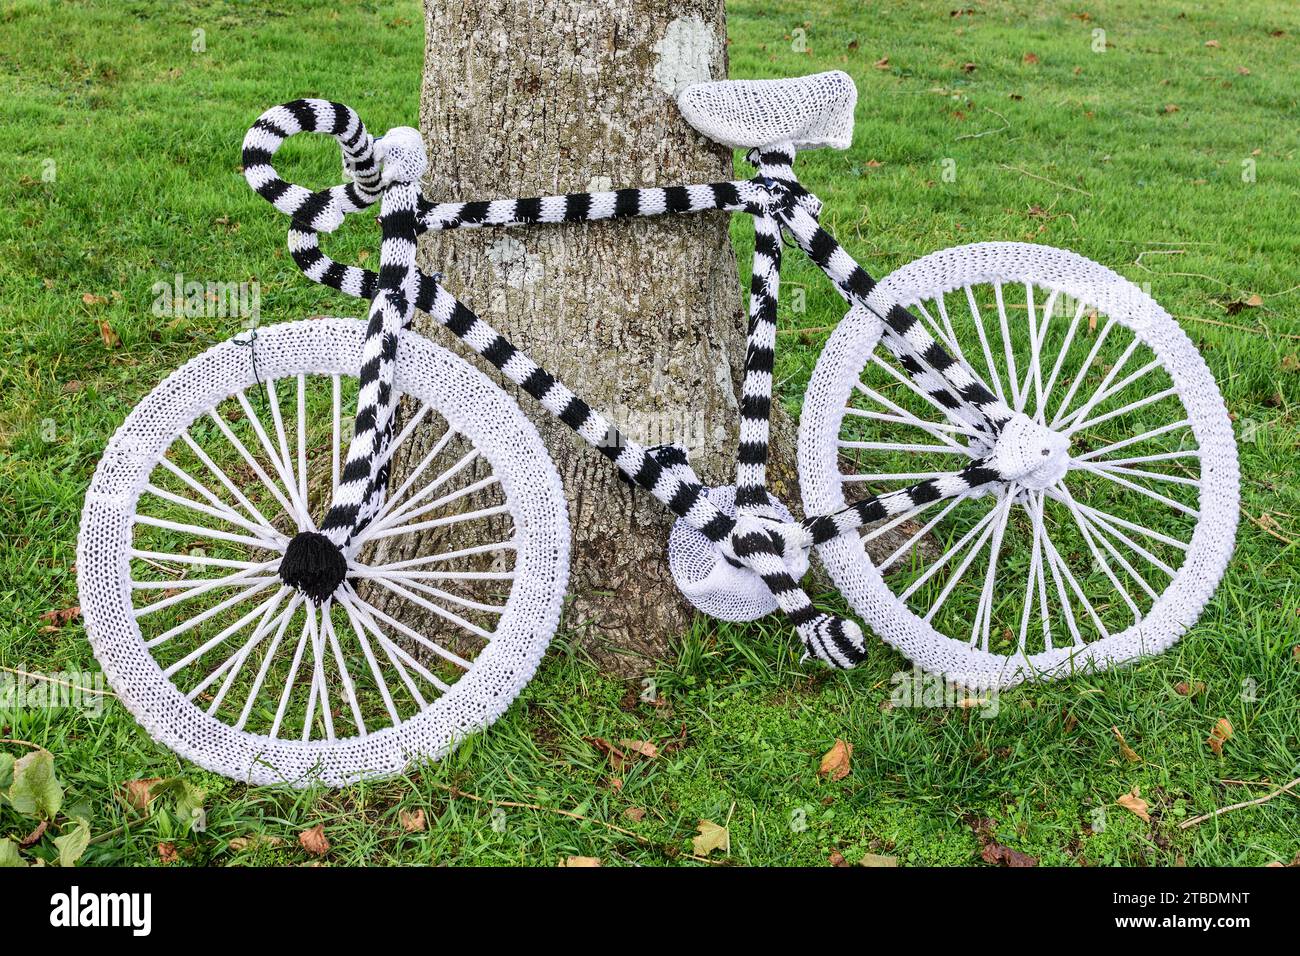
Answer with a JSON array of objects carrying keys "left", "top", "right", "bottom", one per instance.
[
  {"left": 1062, "top": 711, "right": 1078, "bottom": 734},
  {"left": 123, "top": 777, "right": 166, "bottom": 811},
  {"left": 828, "top": 850, "right": 849, "bottom": 867},
  {"left": 40, "top": 606, "right": 81, "bottom": 630},
  {"left": 558, "top": 856, "right": 601, "bottom": 867},
  {"left": 859, "top": 853, "right": 898, "bottom": 867},
  {"left": 1117, "top": 788, "right": 1151, "bottom": 822},
  {"left": 399, "top": 808, "right": 426, "bottom": 833},
  {"left": 298, "top": 825, "right": 330, "bottom": 857},
  {"left": 1204, "top": 39, "right": 1221, "bottom": 48},
  {"left": 1237, "top": 66, "right": 1251, "bottom": 75},
  {"left": 99, "top": 320, "right": 120, "bottom": 349},
  {"left": 19, "top": 820, "right": 49, "bottom": 848},
  {"left": 1112, "top": 726, "right": 1142, "bottom": 763},
  {"left": 157, "top": 842, "right": 178, "bottom": 864},
  {"left": 692, "top": 819, "right": 730, "bottom": 856},
  {"left": 1175, "top": 680, "right": 1206, "bottom": 697},
  {"left": 1207, "top": 717, "right": 1233, "bottom": 755},
  {"left": 961, "top": 62, "right": 977, "bottom": 73},
  {"left": 873, "top": 56, "right": 890, "bottom": 70},
  {"left": 968, "top": 817, "right": 1038, "bottom": 867},
  {"left": 1163, "top": 103, "right": 1180, "bottom": 113},
  {"left": 818, "top": 739, "right": 853, "bottom": 781},
  {"left": 81, "top": 293, "right": 107, "bottom": 307},
  {"left": 584, "top": 736, "right": 629, "bottom": 771},
  {"left": 624, "top": 807, "right": 645, "bottom": 823},
  {"left": 1022, "top": 52, "right": 1040, "bottom": 64},
  {"left": 1292, "top": 644, "right": 1300, "bottom": 662},
  {"left": 619, "top": 739, "right": 658, "bottom": 759},
  {"left": 1245, "top": 293, "right": 1264, "bottom": 307}
]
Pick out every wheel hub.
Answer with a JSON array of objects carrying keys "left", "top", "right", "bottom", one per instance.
[{"left": 987, "top": 413, "right": 1071, "bottom": 490}]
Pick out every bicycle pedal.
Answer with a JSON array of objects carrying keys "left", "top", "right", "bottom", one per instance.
[{"left": 668, "top": 485, "right": 809, "bottom": 622}]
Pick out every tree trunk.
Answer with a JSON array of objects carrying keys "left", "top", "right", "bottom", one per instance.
[{"left": 376, "top": 0, "right": 800, "bottom": 677}]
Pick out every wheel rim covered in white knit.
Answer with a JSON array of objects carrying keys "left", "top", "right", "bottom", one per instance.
[
  {"left": 799, "top": 243, "right": 1238, "bottom": 688},
  {"left": 78, "top": 319, "right": 569, "bottom": 786}
]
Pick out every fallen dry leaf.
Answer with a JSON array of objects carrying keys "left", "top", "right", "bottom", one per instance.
[
  {"left": 19, "top": 820, "right": 49, "bottom": 848},
  {"left": 1244, "top": 293, "right": 1264, "bottom": 307},
  {"left": 157, "top": 842, "right": 178, "bottom": 864},
  {"left": 399, "top": 808, "right": 426, "bottom": 833},
  {"left": 299, "top": 825, "right": 330, "bottom": 857},
  {"left": 1204, "top": 39, "right": 1221, "bottom": 48},
  {"left": 1164, "top": 103, "right": 1180, "bottom": 113},
  {"left": 624, "top": 807, "right": 645, "bottom": 822},
  {"left": 961, "top": 62, "right": 977, "bottom": 73},
  {"left": 585, "top": 736, "right": 631, "bottom": 772},
  {"left": 829, "top": 850, "right": 849, "bottom": 867},
  {"left": 692, "top": 819, "right": 730, "bottom": 856},
  {"left": 40, "top": 605, "right": 81, "bottom": 629},
  {"left": 81, "top": 293, "right": 107, "bottom": 306},
  {"left": 873, "top": 56, "right": 890, "bottom": 70},
  {"left": 859, "top": 853, "right": 898, "bottom": 867},
  {"left": 818, "top": 739, "right": 853, "bottom": 781},
  {"left": 968, "top": 817, "right": 1038, "bottom": 867},
  {"left": 1023, "top": 52, "right": 1040, "bottom": 64},
  {"left": 1117, "top": 788, "right": 1151, "bottom": 822},
  {"left": 1237, "top": 66, "right": 1251, "bottom": 75},
  {"left": 123, "top": 778, "right": 166, "bottom": 811},
  {"left": 99, "top": 320, "right": 120, "bottom": 349},
  {"left": 619, "top": 739, "right": 658, "bottom": 759},
  {"left": 1175, "top": 680, "right": 1206, "bottom": 697},
  {"left": 1207, "top": 717, "right": 1234, "bottom": 755},
  {"left": 1112, "top": 726, "right": 1142, "bottom": 763},
  {"left": 558, "top": 856, "right": 601, "bottom": 867}
]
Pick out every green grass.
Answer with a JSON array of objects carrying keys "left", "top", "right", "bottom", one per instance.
[{"left": 1, "top": 0, "right": 1298, "bottom": 866}]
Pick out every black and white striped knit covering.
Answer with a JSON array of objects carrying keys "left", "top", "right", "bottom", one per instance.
[{"left": 241, "top": 100, "right": 1028, "bottom": 666}]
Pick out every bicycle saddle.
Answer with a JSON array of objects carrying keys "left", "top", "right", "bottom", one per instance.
[{"left": 676, "top": 70, "right": 857, "bottom": 151}]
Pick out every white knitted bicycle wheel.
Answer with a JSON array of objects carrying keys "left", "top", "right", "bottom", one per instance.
[
  {"left": 800, "top": 243, "right": 1238, "bottom": 688},
  {"left": 78, "top": 319, "right": 569, "bottom": 786}
]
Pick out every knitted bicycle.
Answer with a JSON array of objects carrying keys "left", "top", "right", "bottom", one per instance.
[{"left": 78, "top": 72, "right": 1239, "bottom": 786}]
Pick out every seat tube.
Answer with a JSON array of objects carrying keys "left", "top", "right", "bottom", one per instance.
[
  {"left": 734, "top": 207, "right": 782, "bottom": 519},
  {"left": 734, "top": 144, "right": 797, "bottom": 519}
]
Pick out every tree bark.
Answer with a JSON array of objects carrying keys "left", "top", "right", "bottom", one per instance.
[{"left": 379, "top": 0, "right": 801, "bottom": 677}]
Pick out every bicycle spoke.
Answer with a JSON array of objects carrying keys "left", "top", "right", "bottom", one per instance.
[
  {"left": 321, "top": 605, "right": 365, "bottom": 737},
  {"left": 235, "top": 592, "right": 303, "bottom": 732},
  {"left": 964, "top": 285, "right": 1008, "bottom": 404}
]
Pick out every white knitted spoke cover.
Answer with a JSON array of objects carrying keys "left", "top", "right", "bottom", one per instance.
[
  {"left": 667, "top": 485, "right": 809, "bottom": 622},
  {"left": 78, "top": 319, "right": 569, "bottom": 787},
  {"left": 799, "top": 243, "right": 1238, "bottom": 688},
  {"left": 676, "top": 71, "right": 857, "bottom": 151}
]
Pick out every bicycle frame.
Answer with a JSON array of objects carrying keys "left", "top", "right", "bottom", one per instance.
[
  {"left": 291, "top": 153, "right": 1013, "bottom": 544},
  {"left": 243, "top": 99, "right": 1060, "bottom": 665}
]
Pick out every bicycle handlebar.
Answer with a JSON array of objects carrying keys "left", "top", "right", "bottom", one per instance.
[{"left": 241, "top": 99, "right": 388, "bottom": 232}]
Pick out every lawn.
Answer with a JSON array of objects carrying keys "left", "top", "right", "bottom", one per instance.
[{"left": 0, "top": 0, "right": 1297, "bottom": 866}]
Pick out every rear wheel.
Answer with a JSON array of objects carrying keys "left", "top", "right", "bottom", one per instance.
[
  {"left": 799, "top": 243, "right": 1238, "bottom": 687},
  {"left": 78, "top": 319, "right": 569, "bottom": 786}
]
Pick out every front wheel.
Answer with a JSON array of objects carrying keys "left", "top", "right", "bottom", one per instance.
[
  {"left": 799, "top": 242, "right": 1238, "bottom": 688},
  {"left": 78, "top": 319, "right": 569, "bottom": 786}
]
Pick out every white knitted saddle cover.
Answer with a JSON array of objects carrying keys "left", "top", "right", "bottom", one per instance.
[
  {"left": 668, "top": 485, "right": 810, "bottom": 622},
  {"left": 677, "top": 71, "right": 857, "bottom": 151}
]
